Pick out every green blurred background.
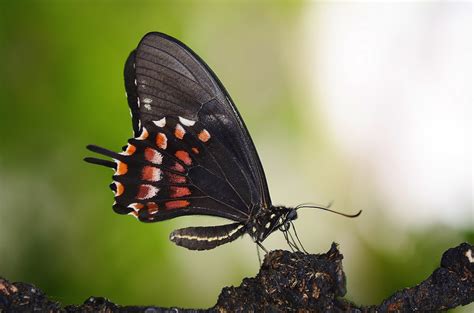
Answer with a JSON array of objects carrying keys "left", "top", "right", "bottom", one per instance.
[{"left": 0, "top": 1, "right": 472, "bottom": 310}]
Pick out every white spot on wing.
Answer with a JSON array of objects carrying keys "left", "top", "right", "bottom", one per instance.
[
  {"left": 466, "top": 249, "right": 474, "bottom": 263},
  {"left": 179, "top": 116, "right": 196, "bottom": 126},
  {"left": 128, "top": 203, "right": 142, "bottom": 211},
  {"left": 143, "top": 98, "right": 153, "bottom": 104},
  {"left": 144, "top": 104, "right": 151, "bottom": 110},
  {"left": 153, "top": 117, "right": 166, "bottom": 127}
]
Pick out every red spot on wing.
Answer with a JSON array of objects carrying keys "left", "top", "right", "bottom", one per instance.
[
  {"left": 144, "top": 148, "right": 162, "bottom": 164},
  {"left": 170, "top": 186, "right": 191, "bottom": 198},
  {"left": 191, "top": 147, "right": 199, "bottom": 154},
  {"left": 175, "top": 150, "right": 192, "bottom": 165},
  {"left": 165, "top": 200, "right": 190, "bottom": 210},
  {"left": 171, "top": 162, "right": 185, "bottom": 173},
  {"left": 156, "top": 133, "right": 167, "bottom": 149},
  {"left": 146, "top": 202, "right": 159, "bottom": 214},
  {"left": 142, "top": 166, "right": 161, "bottom": 181},
  {"left": 198, "top": 129, "right": 211, "bottom": 142},
  {"left": 168, "top": 173, "right": 186, "bottom": 184},
  {"left": 137, "top": 184, "right": 158, "bottom": 200}
]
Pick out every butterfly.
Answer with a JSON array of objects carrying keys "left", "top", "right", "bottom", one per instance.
[{"left": 85, "top": 32, "right": 360, "bottom": 251}]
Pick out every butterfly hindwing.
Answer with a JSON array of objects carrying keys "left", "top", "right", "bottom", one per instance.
[{"left": 106, "top": 116, "right": 253, "bottom": 223}]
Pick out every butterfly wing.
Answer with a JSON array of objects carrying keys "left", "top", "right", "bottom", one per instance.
[{"left": 87, "top": 32, "right": 271, "bottom": 223}]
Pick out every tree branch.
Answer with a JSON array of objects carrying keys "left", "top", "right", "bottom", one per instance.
[{"left": 1, "top": 243, "right": 472, "bottom": 312}]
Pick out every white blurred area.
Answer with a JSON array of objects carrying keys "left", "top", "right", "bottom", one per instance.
[{"left": 302, "top": 2, "right": 472, "bottom": 227}]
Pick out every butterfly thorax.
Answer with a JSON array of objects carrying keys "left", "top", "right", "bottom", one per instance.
[{"left": 247, "top": 206, "right": 297, "bottom": 243}]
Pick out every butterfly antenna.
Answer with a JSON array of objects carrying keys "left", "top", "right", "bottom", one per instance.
[{"left": 296, "top": 203, "right": 362, "bottom": 218}]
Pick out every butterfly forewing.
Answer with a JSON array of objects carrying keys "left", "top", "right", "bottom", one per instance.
[{"left": 125, "top": 33, "right": 271, "bottom": 211}]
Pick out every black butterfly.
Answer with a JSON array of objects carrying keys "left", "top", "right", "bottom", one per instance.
[{"left": 85, "top": 32, "right": 359, "bottom": 251}]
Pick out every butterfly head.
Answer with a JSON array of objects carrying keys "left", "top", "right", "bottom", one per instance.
[
  {"left": 278, "top": 208, "right": 298, "bottom": 232},
  {"left": 249, "top": 206, "right": 298, "bottom": 242}
]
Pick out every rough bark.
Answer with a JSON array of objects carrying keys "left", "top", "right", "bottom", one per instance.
[{"left": 1, "top": 242, "right": 472, "bottom": 312}]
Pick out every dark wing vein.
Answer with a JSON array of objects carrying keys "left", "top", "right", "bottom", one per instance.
[
  {"left": 185, "top": 124, "right": 253, "bottom": 210},
  {"left": 140, "top": 42, "right": 202, "bottom": 87},
  {"left": 137, "top": 50, "right": 213, "bottom": 97}
]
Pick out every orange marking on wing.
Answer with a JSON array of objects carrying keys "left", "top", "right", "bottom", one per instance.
[
  {"left": 123, "top": 144, "right": 136, "bottom": 155},
  {"left": 170, "top": 186, "right": 191, "bottom": 198},
  {"left": 129, "top": 203, "right": 144, "bottom": 211},
  {"left": 191, "top": 147, "right": 199, "bottom": 154},
  {"left": 198, "top": 129, "right": 211, "bottom": 142},
  {"left": 144, "top": 148, "right": 162, "bottom": 164},
  {"left": 115, "top": 182, "right": 124, "bottom": 197},
  {"left": 129, "top": 211, "right": 139, "bottom": 218},
  {"left": 138, "top": 128, "right": 149, "bottom": 140},
  {"left": 142, "top": 166, "right": 161, "bottom": 182},
  {"left": 156, "top": 133, "right": 167, "bottom": 149},
  {"left": 174, "top": 124, "right": 185, "bottom": 139},
  {"left": 116, "top": 161, "right": 128, "bottom": 175},
  {"left": 165, "top": 200, "right": 190, "bottom": 210},
  {"left": 175, "top": 150, "right": 192, "bottom": 165},
  {"left": 171, "top": 162, "right": 185, "bottom": 173},
  {"left": 167, "top": 173, "right": 186, "bottom": 184}
]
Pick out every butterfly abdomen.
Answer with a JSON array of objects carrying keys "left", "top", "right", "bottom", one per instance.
[{"left": 170, "top": 223, "right": 246, "bottom": 250}]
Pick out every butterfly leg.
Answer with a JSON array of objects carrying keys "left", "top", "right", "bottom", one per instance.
[
  {"left": 256, "top": 241, "right": 268, "bottom": 254},
  {"left": 256, "top": 243, "right": 262, "bottom": 264}
]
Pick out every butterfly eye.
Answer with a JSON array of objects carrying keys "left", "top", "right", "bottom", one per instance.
[{"left": 286, "top": 209, "right": 298, "bottom": 221}]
